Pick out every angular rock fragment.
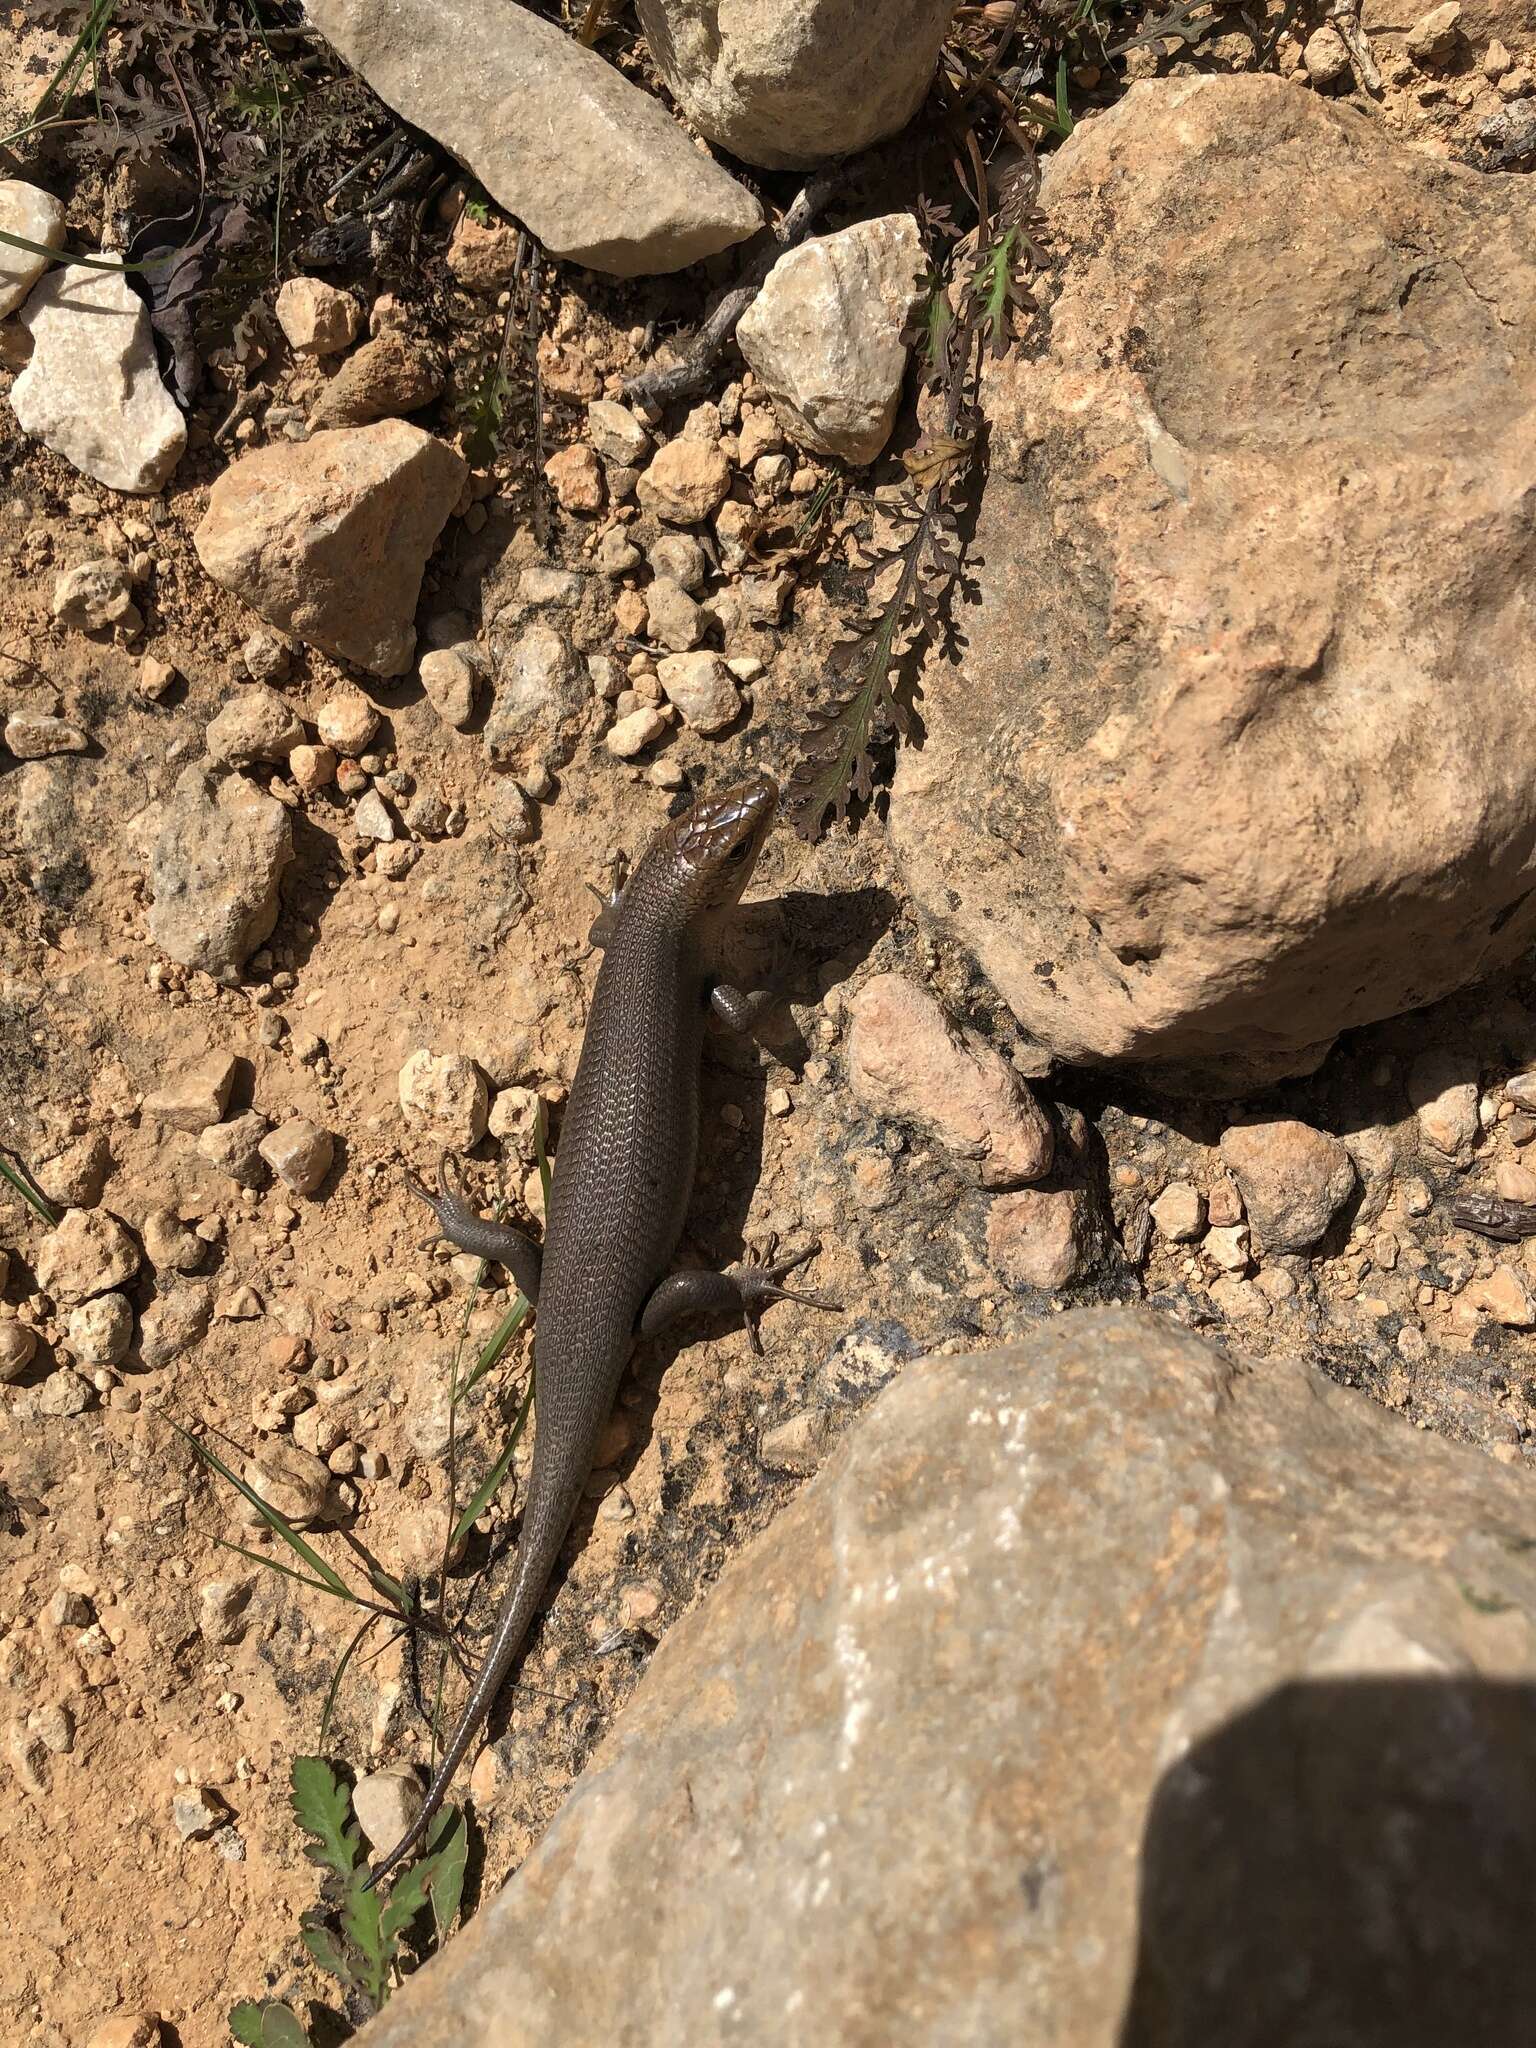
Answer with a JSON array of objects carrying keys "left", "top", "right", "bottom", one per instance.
[
  {"left": 148, "top": 765, "right": 293, "bottom": 981},
  {"left": 11, "top": 265, "right": 185, "bottom": 493},
  {"left": 193, "top": 423, "right": 466, "bottom": 677},
  {"left": 736, "top": 215, "right": 926, "bottom": 463}
]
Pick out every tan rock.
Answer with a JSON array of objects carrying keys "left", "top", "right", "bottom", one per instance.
[
  {"left": 310, "top": 329, "right": 443, "bottom": 430},
  {"left": 36, "top": 1208, "right": 140, "bottom": 1306},
  {"left": 736, "top": 215, "right": 926, "bottom": 463},
  {"left": 84, "top": 2014, "right": 161, "bottom": 2048},
  {"left": 545, "top": 444, "right": 604, "bottom": 516},
  {"left": 1464, "top": 1264, "right": 1536, "bottom": 1326},
  {"left": 193, "top": 423, "right": 466, "bottom": 677},
  {"left": 258, "top": 1118, "right": 334, "bottom": 1197},
  {"left": 446, "top": 210, "right": 522, "bottom": 290},
  {"left": 634, "top": 0, "right": 954, "bottom": 169},
  {"left": 848, "top": 973, "right": 1054, "bottom": 1188},
  {"left": 142, "top": 1050, "right": 238, "bottom": 1133},
  {"left": 302, "top": 0, "right": 762, "bottom": 276},
  {"left": 364, "top": 1308, "right": 1536, "bottom": 2048},
  {"left": 655, "top": 651, "right": 741, "bottom": 733},
  {"left": 204, "top": 686, "right": 305, "bottom": 767},
  {"left": 986, "top": 1185, "right": 1090, "bottom": 1289},
  {"left": 889, "top": 75, "right": 1536, "bottom": 1091},
  {"left": 148, "top": 766, "right": 293, "bottom": 981},
  {"left": 636, "top": 440, "right": 732, "bottom": 524},
  {"left": 1218, "top": 1118, "right": 1356, "bottom": 1251},
  {"left": 1406, "top": 0, "right": 1463, "bottom": 61},
  {"left": 274, "top": 276, "right": 361, "bottom": 354},
  {"left": 1410, "top": 1051, "right": 1480, "bottom": 1156},
  {"left": 399, "top": 1049, "right": 489, "bottom": 1148},
  {"left": 1150, "top": 1181, "right": 1206, "bottom": 1242}
]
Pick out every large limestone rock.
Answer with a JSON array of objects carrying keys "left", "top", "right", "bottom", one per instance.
[
  {"left": 10, "top": 264, "right": 185, "bottom": 493},
  {"left": 194, "top": 422, "right": 466, "bottom": 677},
  {"left": 304, "top": 0, "right": 761, "bottom": 277},
  {"left": 736, "top": 214, "right": 926, "bottom": 463},
  {"left": 891, "top": 75, "right": 1536, "bottom": 1093},
  {"left": 360, "top": 1308, "right": 1536, "bottom": 2047},
  {"left": 636, "top": 0, "right": 954, "bottom": 169}
]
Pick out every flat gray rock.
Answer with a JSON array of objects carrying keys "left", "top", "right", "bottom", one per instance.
[{"left": 304, "top": 0, "right": 762, "bottom": 277}]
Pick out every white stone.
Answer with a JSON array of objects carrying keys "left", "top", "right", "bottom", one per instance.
[
  {"left": 399, "top": 1050, "right": 489, "bottom": 1148},
  {"left": 11, "top": 263, "right": 186, "bottom": 493},
  {"left": 735, "top": 215, "right": 926, "bottom": 463},
  {"left": 0, "top": 180, "right": 66, "bottom": 318}
]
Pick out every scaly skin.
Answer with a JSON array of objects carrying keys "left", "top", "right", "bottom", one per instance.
[{"left": 368, "top": 774, "right": 794, "bottom": 1886}]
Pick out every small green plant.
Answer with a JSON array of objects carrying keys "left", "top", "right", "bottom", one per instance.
[{"left": 229, "top": 1756, "right": 467, "bottom": 2043}]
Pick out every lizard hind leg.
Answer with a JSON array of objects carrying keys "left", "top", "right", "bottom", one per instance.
[
  {"left": 640, "top": 1239, "right": 839, "bottom": 1355},
  {"left": 404, "top": 1151, "right": 543, "bottom": 1304}
]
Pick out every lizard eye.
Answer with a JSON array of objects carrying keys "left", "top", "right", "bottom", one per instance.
[{"left": 724, "top": 838, "right": 752, "bottom": 863}]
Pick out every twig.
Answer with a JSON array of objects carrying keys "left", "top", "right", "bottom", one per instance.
[{"left": 624, "top": 170, "right": 841, "bottom": 413}]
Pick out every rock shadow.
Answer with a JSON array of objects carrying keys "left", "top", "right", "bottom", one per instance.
[{"left": 1118, "top": 1675, "right": 1536, "bottom": 2048}]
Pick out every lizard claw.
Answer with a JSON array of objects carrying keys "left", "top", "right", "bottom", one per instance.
[
  {"left": 405, "top": 1151, "right": 481, "bottom": 1244},
  {"left": 733, "top": 1239, "right": 840, "bottom": 1354}
]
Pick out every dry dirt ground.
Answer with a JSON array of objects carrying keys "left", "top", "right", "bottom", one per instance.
[{"left": 2, "top": 10, "right": 1534, "bottom": 2047}]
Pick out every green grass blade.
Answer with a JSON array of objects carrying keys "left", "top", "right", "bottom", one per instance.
[
  {"left": 175, "top": 1424, "right": 357, "bottom": 1602},
  {"left": 319, "top": 1615, "right": 379, "bottom": 1746},
  {"left": 459, "top": 1293, "right": 531, "bottom": 1401},
  {"left": 451, "top": 1371, "right": 535, "bottom": 1551},
  {"left": 1, "top": 1153, "right": 57, "bottom": 1227},
  {"left": 210, "top": 1534, "right": 343, "bottom": 1598},
  {"left": 291, "top": 1755, "right": 361, "bottom": 1880}
]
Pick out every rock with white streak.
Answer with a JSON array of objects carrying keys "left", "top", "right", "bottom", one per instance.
[
  {"left": 303, "top": 0, "right": 762, "bottom": 277},
  {"left": 633, "top": 0, "right": 954, "bottom": 170},
  {"left": 11, "top": 264, "right": 186, "bottom": 493},
  {"left": 193, "top": 423, "right": 466, "bottom": 677},
  {"left": 363, "top": 1308, "right": 1536, "bottom": 2048},
  {"left": 0, "top": 180, "right": 66, "bottom": 318},
  {"left": 735, "top": 215, "right": 926, "bottom": 463},
  {"left": 848, "top": 973, "right": 1054, "bottom": 1188},
  {"left": 148, "top": 765, "right": 294, "bottom": 981}
]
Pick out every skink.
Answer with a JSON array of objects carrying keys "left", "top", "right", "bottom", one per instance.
[{"left": 368, "top": 772, "right": 830, "bottom": 1884}]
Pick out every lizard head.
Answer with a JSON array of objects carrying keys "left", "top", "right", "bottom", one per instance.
[{"left": 664, "top": 772, "right": 779, "bottom": 913}]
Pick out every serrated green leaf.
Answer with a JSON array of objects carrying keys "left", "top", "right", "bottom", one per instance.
[
  {"left": 300, "top": 1915, "right": 354, "bottom": 1989},
  {"left": 340, "top": 1863, "right": 391, "bottom": 2008},
  {"left": 290, "top": 1756, "right": 360, "bottom": 1880},
  {"left": 229, "top": 2004, "right": 266, "bottom": 2047},
  {"left": 426, "top": 1805, "right": 468, "bottom": 1939},
  {"left": 378, "top": 1854, "right": 435, "bottom": 1944}
]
